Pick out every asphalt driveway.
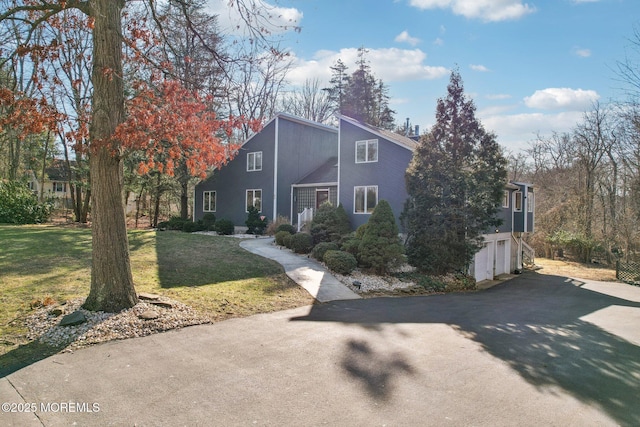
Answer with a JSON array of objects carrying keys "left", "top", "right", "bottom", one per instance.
[{"left": 2, "top": 272, "right": 640, "bottom": 426}]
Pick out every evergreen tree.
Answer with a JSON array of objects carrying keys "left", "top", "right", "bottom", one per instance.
[
  {"left": 323, "top": 47, "right": 395, "bottom": 129},
  {"left": 324, "top": 59, "right": 349, "bottom": 117},
  {"left": 402, "top": 69, "right": 507, "bottom": 275},
  {"left": 358, "top": 200, "right": 404, "bottom": 275}
]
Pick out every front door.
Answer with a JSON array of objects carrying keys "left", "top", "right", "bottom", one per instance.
[{"left": 316, "top": 189, "right": 329, "bottom": 208}]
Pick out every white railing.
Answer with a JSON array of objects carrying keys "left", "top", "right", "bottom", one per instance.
[
  {"left": 522, "top": 240, "right": 535, "bottom": 266},
  {"left": 297, "top": 207, "right": 313, "bottom": 232}
]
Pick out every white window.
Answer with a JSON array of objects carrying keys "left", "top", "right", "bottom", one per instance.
[
  {"left": 513, "top": 191, "right": 522, "bottom": 212},
  {"left": 528, "top": 192, "right": 534, "bottom": 212},
  {"left": 502, "top": 190, "right": 510, "bottom": 208},
  {"left": 354, "top": 186, "right": 378, "bottom": 214},
  {"left": 247, "top": 151, "right": 262, "bottom": 171},
  {"left": 246, "top": 189, "right": 262, "bottom": 212},
  {"left": 53, "top": 182, "right": 66, "bottom": 193},
  {"left": 355, "top": 139, "right": 378, "bottom": 163},
  {"left": 203, "top": 191, "right": 216, "bottom": 212}
]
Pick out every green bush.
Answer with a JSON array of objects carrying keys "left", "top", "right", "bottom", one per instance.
[
  {"left": 289, "top": 232, "right": 313, "bottom": 254},
  {"left": 276, "top": 223, "right": 296, "bottom": 235},
  {"left": 275, "top": 230, "right": 291, "bottom": 246},
  {"left": 340, "top": 234, "right": 361, "bottom": 257},
  {"left": 311, "top": 241, "right": 339, "bottom": 261},
  {"left": 181, "top": 220, "right": 206, "bottom": 233},
  {"left": 323, "top": 250, "right": 357, "bottom": 275},
  {"left": 283, "top": 233, "right": 294, "bottom": 249},
  {"left": 245, "top": 206, "right": 268, "bottom": 235},
  {"left": 358, "top": 200, "right": 404, "bottom": 274},
  {"left": 158, "top": 216, "right": 190, "bottom": 230},
  {"left": 310, "top": 202, "right": 351, "bottom": 244},
  {"left": 0, "top": 181, "right": 53, "bottom": 224},
  {"left": 201, "top": 213, "right": 216, "bottom": 228},
  {"left": 215, "top": 219, "right": 235, "bottom": 235}
]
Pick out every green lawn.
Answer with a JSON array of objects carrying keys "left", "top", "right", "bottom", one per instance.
[{"left": 0, "top": 225, "right": 314, "bottom": 357}]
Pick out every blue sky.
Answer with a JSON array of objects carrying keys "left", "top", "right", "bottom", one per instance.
[{"left": 209, "top": 0, "right": 640, "bottom": 153}]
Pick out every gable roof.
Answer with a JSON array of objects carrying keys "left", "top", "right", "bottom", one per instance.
[
  {"left": 338, "top": 114, "right": 418, "bottom": 151},
  {"left": 295, "top": 157, "right": 338, "bottom": 186},
  {"left": 241, "top": 112, "right": 338, "bottom": 148}
]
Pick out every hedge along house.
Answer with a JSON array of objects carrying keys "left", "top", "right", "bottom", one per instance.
[{"left": 193, "top": 113, "right": 338, "bottom": 228}]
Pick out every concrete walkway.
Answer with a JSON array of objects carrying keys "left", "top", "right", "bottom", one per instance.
[{"left": 240, "top": 237, "right": 360, "bottom": 302}]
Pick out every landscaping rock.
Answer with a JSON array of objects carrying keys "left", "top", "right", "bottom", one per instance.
[
  {"left": 49, "top": 307, "right": 65, "bottom": 317},
  {"left": 148, "top": 300, "right": 175, "bottom": 309},
  {"left": 138, "top": 309, "right": 160, "bottom": 320},
  {"left": 59, "top": 311, "right": 87, "bottom": 327},
  {"left": 138, "top": 293, "right": 160, "bottom": 301}
]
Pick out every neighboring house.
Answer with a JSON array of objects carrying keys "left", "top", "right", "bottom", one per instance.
[
  {"left": 194, "top": 113, "right": 339, "bottom": 226},
  {"left": 26, "top": 159, "right": 74, "bottom": 208},
  {"left": 193, "top": 112, "right": 535, "bottom": 283}
]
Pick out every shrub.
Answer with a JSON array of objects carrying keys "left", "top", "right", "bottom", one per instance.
[
  {"left": 323, "top": 250, "right": 357, "bottom": 275},
  {"left": 201, "top": 213, "right": 216, "bottom": 229},
  {"left": 265, "top": 215, "right": 291, "bottom": 236},
  {"left": 275, "top": 230, "right": 291, "bottom": 246},
  {"left": 181, "top": 220, "right": 206, "bottom": 233},
  {"left": 310, "top": 202, "right": 351, "bottom": 244},
  {"left": 311, "top": 241, "right": 339, "bottom": 261},
  {"left": 283, "top": 233, "right": 294, "bottom": 249},
  {"left": 358, "top": 200, "right": 404, "bottom": 274},
  {"left": 0, "top": 181, "right": 53, "bottom": 224},
  {"left": 215, "top": 219, "right": 235, "bottom": 235},
  {"left": 158, "top": 216, "right": 190, "bottom": 230},
  {"left": 276, "top": 223, "right": 296, "bottom": 235},
  {"left": 289, "top": 232, "right": 313, "bottom": 254},
  {"left": 245, "top": 206, "right": 268, "bottom": 235},
  {"left": 340, "top": 236, "right": 361, "bottom": 256}
]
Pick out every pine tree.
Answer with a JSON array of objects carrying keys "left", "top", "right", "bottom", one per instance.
[
  {"left": 358, "top": 200, "right": 404, "bottom": 275},
  {"left": 402, "top": 69, "right": 507, "bottom": 275},
  {"left": 323, "top": 48, "right": 395, "bottom": 129}
]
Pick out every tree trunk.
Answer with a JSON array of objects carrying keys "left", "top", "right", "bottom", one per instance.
[
  {"left": 83, "top": 0, "right": 137, "bottom": 312},
  {"left": 180, "top": 179, "right": 189, "bottom": 220}
]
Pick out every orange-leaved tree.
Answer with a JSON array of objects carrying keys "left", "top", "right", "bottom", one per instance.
[{"left": 1, "top": 0, "right": 264, "bottom": 312}]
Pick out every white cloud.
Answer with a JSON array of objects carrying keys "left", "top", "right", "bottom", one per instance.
[
  {"left": 573, "top": 47, "right": 592, "bottom": 57},
  {"left": 524, "top": 88, "right": 599, "bottom": 110},
  {"left": 481, "top": 110, "right": 585, "bottom": 151},
  {"left": 206, "top": 0, "right": 303, "bottom": 35},
  {"left": 409, "top": 0, "right": 535, "bottom": 22},
  {"left": 286, "top": 47, "right": 449, "bottom": 86},
  {"left": 433, "top": 37, "right": 445, "bottom": 46},
  {"left": 470, "top": 64, "right": 490, "bottom": 72},
  {"left": 395, "top": 30, "right": 421, "bottom": 46}
]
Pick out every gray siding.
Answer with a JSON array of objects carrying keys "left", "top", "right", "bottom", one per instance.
[
  {"left": 274, "top": 117, "right": 338, "bottom": 221},
  {"left": 338, "top": 119, "right": 412, "bottom": 230},
  {"left": 194, "top": 114, "right": 338, "bottom": 227},
  {"left": 195, "top": 121, "right": 276, "bottom": 226}
]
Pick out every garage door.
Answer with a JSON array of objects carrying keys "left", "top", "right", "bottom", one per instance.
[{"left": 474, "top": 241, "right": 494, "bottom": 282}]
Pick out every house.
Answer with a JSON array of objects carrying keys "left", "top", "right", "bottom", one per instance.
[
  {"left": 193, "top": 112, "right": 535, "bottom": 283},
  {"left": 472, "top": 181, "right": 535, "bottom": 282},
  {"left": 26, "top": 159, "right": 74, "bottom": 208},
  {"left": 194, "top": 113, "right": 339, "bottom": 227}
]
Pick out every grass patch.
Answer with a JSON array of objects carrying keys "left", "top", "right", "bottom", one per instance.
[{"left": 0, "top": 225, "right": 314, "bottom": 361}]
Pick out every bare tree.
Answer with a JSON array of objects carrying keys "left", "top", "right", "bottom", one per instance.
[
  {"left": 225, "top": 45, "right": 292, "bottom": 139},
  {"left": 280, "top": 78, "right": 333, "bottom": 124}
]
